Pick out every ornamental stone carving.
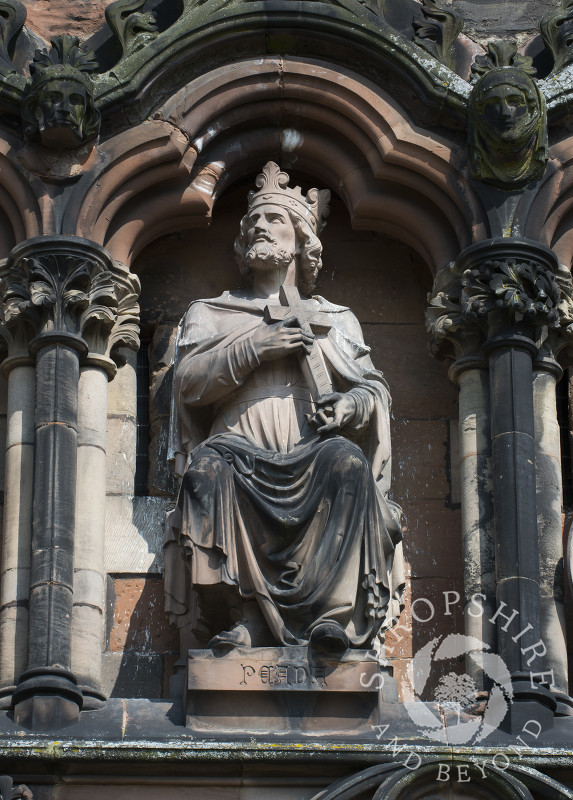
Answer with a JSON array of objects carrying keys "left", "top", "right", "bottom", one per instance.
[
  {"left": 0, "top": 778, "right": 32, "bottom": 800},
  {"left": 310, "top": 761, "right": 573, "bottom": 800},
  {"left": 105, "top": 0, "right": 159, "bottom": 60},
  {"left": 165, "top": 162, "right": 404, "bottom": 656},
  {"left": 540, "top": 0, "right": 573, "bottom": 75},
  {"left": 426, "top": 239, "right": 573, "bottom": 361},
  {"left": 468, "top": 43, "right": 547, "bottom": 190},
  {"left": 0, "top": 237, "right": 139, "bottom": 369},
  {"left": 21, "top": 36, "right": 100, "bottom": 150},
  {"left": 0, "top": 0, "right": 26, "bottom": 72},
  {"left": 412, "top": 0, "right": 464, "bottom": 71}
]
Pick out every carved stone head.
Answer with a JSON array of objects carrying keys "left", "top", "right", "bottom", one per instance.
[
  {"left": 468, "top": 44, "right": 547, "bottom": 189},
  {"left": 22, "top": 35, "right": 100, "bottom": 150},
  {"left": 234, "top": 162, "right": 330, "bottom": 295}
]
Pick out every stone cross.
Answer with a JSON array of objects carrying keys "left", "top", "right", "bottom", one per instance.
[{"left": 264, "top": 284, "right": 333, "bottom": 399}]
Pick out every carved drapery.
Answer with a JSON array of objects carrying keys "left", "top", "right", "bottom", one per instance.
[{"left": 0, "top": 236, "right": 139, "bottom": 727}]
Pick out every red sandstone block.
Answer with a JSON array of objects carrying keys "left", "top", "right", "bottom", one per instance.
[{"left": 109, "top": 576, "right": 179, "bottom": 654}]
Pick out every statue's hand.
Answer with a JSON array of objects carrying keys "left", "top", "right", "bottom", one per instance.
[
  {"left": 308, "top": 392, "right": 357, "bottom": 434},
  {"left": 252, "top": 317, "right": 314, "bottom": 362}
]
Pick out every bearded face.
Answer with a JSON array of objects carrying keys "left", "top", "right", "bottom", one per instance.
[
  {"left": 245, "top": 239, "right": 296, "bottom": 271},
  {"left": 243, "top": 203, "right": 297, "bottom": 272},
  {"left": 35, "top": 78, "right": 88, "bottom": 149}
]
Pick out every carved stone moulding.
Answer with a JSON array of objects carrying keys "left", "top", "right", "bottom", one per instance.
[{"left": 310, "top": 760, "right": 573, "bottom": 800}]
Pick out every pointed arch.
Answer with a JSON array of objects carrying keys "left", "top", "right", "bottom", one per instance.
[{"left": 67, "top": 57, "right": 477, "bottom": 272}]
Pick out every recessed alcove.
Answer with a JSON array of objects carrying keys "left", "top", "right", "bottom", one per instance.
[{"left": 101, "top": 179, "right": 462, "bottom": 701}]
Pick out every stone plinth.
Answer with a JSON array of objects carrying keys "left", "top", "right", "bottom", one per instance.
[{"left": 185, "top": 646, "right": 397, "bottom": 736}]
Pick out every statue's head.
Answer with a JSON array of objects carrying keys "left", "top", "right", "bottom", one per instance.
[
  {"left": 472, "top": 69, "right": 541, "bottom": 149},
  {"left": 234, "top": 162, "right": 330, "bottom": 295},
  {"left": 468, "top": 44, "right": 547, "bottom": 188},
  {"left": 22, "top": 35, "right": 100, "bottom": 150}
]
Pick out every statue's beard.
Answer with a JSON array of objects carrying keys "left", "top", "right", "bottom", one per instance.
[{"left": 245, "top": 240, "right": 295, "bottom": 271}]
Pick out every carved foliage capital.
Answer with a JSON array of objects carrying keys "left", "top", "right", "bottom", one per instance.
[
  {"left": 426, "top": 240, "right": 573, "bottom": 363},
  {"left": 461, "top": 256, "right": 561, "bottom": 327},
  {"left": 0, "top": 237, "right": 140, "bottom": 372}
]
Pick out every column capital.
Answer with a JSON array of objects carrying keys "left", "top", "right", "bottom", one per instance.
[
  {"left": 0, "top": 236, "right": 140, "bottom": 378},
  {"left": 427, "top": 237, "right": 573, "bottom": 375}
]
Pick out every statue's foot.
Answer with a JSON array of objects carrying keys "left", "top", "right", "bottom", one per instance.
[
  {"left": 309, "top": 622, "right": 349, "bottom": 655},
  {"left": 209, "top": 622, "right": 252, "bottom": 651}
]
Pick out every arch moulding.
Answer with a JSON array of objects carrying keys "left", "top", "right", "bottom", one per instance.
[{"left": 65, "top": 57, "right": 478, "bottom": 273}]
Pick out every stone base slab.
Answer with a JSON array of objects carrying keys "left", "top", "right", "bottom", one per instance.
[{"left": 185, "top": 646, "right": 397, "bottom": 736}]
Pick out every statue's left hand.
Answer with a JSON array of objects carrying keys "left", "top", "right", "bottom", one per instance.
[{"left": 307, "top": 392, "right": 357, "bottom": 433}]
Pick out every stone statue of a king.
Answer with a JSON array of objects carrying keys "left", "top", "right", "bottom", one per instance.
[{"left": 165, "top": 162, "right": 404, "bottom": 655}]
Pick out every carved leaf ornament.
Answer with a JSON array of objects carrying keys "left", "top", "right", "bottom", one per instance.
[
  {"left": 462, "top": 258, "right": 561, "bottom": 326},
  {"left": 0, "top": 0, "right": 26, "bottom": 71},
  {"left": 540, "top": 0, "right": 573, "bottom": 74},
  {"left": 105, "top": 0, "right": 158, "bottom": 59},
  {"left": 413, "top": 0, "right": 463, "bottom": 70},
  {"left": 3, "top": 252, "right": 118, "bottom": 337},
  {"left": 426, "top": 255, "right": 568, "bottom": 360}
]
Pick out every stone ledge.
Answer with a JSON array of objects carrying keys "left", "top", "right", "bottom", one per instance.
[{"left": 0, "top": 700, "right": 570, "bottom": 758}]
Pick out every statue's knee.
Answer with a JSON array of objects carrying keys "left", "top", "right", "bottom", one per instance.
[
  {"left": 183, "top": 449, "right": 232, "bottom": 490},
  {"left": 327, "top": 441, "right": 370, "bottom": 481}
]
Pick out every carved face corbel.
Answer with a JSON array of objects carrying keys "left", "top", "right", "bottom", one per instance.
[
  {"left": 468, "top": 67, "right": 547, "bottom": 189},
  {"left": 33, "top": 78, "right": 89, "bottom": 150},
  {"left": 21, "top": 36, "right": 101, "bottom": 153}
]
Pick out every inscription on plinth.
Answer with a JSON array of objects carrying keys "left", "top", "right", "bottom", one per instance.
[
  {"left": 185, "top": 646, "right": 396, "bottom": 736},
  {"left": 239, "top": 661, "right": 327, "bottom": 688}
]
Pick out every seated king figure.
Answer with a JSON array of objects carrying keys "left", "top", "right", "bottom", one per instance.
[{"left": 165, "top": 162, "right": 404, "bottom": 654}]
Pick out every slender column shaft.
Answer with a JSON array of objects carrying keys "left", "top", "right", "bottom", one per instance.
[
  {"left": 457, "top": 366, "right": 496, "bottom": 681},
  {"left": 71, "top": 365, "right": 108, "bottom": 705},
  {"left": 487, "top": 341, "right": 540, "bottom": 672},
  {"left": 27, "top": 343, "right": 79, "bottom": 670},
  {"left": 0, "top": 237, "right": 140, "bottom": 728},
  {"left": 0, "top": 366, "right": 34, "bottom": 693},
  {"left": 12, "top": 341, "right": 84, "bottom": 728},
  {"left": 533, "top": 368, "right": 568, "bottom": 692}
]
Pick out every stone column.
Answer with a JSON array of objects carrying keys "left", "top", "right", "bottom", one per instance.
[
  {"left": 427, "top": 273, "right": 495, "bottom": 686},
  {"left": 454, "top": 361, "right": 496, "bottom": 680},
  {"left": 533, "top": 356, "right": 570, "bottom": 708},
  {"left": 0, "top": 238, "right": 139, "bottom": 729},
  {"left": 0, "top": 318, "right": 36, "bottom": 704},
  {"left": 428, "top": 237, "right": 573, "bottom": 727},
  {"left": 71, "top": 261, "right": 139, "bottom": 710}
]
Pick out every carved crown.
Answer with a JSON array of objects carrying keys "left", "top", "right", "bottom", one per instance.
[
  {"left": 28, "top": 35, "right": 98, "bottom": 93},
  {"left": 248, "top": 162, "right": 331, "bottom": 235}
]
